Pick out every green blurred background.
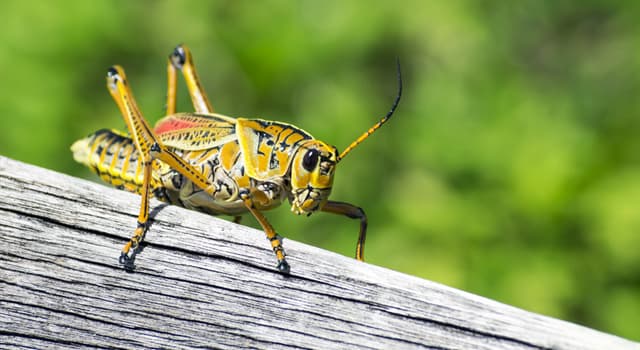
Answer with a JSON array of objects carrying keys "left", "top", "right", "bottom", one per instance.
[{"left": 1, "top": 0, "right": 639, "bottom": 340}]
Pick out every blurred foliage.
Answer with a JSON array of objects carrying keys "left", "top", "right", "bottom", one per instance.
[{"left": 1, "top": 0, "right": 639, "bottom": 340}]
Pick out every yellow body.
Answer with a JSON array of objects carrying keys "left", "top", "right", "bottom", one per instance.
[{"left": 72, "top": 113, "right": 337, "bottom": 216}]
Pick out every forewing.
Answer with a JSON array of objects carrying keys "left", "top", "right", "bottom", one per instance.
[{"left": 155, "top": 113, "right": 238, "bottom": 150}]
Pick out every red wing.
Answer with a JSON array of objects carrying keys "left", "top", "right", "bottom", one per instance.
[{"left": 155, "top": 113, "right": 238, "bottom": 150}]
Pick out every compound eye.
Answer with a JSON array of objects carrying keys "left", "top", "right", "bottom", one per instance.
[{"left": 302, "top": 149, "right": 320, "bottom": 172}]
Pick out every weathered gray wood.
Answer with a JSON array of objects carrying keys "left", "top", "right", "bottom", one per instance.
[{"left": 0, "top": 155, "right": 637, "bottom": 350}]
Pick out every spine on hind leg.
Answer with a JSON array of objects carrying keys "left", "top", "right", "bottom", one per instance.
[{"left": 71, "top": 129, "right": 157, "bottom": 194}]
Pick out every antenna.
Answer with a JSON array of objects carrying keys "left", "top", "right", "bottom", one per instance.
[{"left": 338, "top": 59, "right": 403, "bottom": 162}]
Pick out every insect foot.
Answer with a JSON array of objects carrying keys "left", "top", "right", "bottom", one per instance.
[
  {"left": 119, "top": 252, "right": 136, "bottom": 271},
  {"left": 277, "top": 259, "right": 291, "bottom": 275},
  {"left": 269, "top": 234, "right": 290, "bottom": 274}
]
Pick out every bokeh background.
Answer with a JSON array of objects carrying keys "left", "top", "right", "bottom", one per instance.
[{"left": 1, "top": 0, "right": 639, "bottom": 340}]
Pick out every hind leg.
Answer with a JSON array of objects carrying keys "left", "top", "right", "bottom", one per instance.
[
  {"left": 167, "top": 44, "right": 214, "bottom": 114},
  {"left": 106, "top": 66, "right": 217, "bottom": 266}
]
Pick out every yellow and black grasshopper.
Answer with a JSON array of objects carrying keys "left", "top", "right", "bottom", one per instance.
[{"left": 71, "top": 45, "right": 401, "bottom": 273}]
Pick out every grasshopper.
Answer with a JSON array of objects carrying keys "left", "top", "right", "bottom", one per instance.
[{"left": 71, "top": 44, "right": 401, "bottom": 273}]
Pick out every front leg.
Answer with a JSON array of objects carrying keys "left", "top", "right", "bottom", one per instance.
[
  {"left": 321, "top": 201, "right": 367, "bottom": 262},
  {"left": 240, "top": 191, "right": 290, "bottom": 274}
]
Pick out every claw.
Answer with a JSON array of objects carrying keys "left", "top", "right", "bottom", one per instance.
[
  {"left": 119, "top": 252, "right": 135, "bottom": 271},
  {"left": 277, "top": 260, "right": 291, "bottom": 274},
  {"left": 118, "top": 254, "right": 135, "bottom": 272},
  {"left": 119, "top": 252, "right": 129, "bottom": 265}
]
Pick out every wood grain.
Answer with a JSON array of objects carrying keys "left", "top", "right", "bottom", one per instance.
[{"left": 0, "top": 155, "right": 638, "bottom": 350}]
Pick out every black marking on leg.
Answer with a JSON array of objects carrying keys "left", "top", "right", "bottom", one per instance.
[
  {"left": 150, "top": 142, "right": 161, "bottom": 154},
  {"left": 269, "top": 234, "right": 283, "bottom": 242},
  {"left": 170, "top": 45, "right": 186, "bottom": 69},
  {"left": 107, "top": 67, "right": 119, "bottom": 81},
  {"left": 272, "top": 245, "right": 286, "bottom": 257}
]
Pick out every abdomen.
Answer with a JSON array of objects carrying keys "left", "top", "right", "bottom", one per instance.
[{"left": 71, "top": 129, "right": 159, "bottom": 194}]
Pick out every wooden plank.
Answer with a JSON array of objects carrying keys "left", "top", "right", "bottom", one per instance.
[{"left": 0, "top": 155, "right": 638, "bottom": 350}]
